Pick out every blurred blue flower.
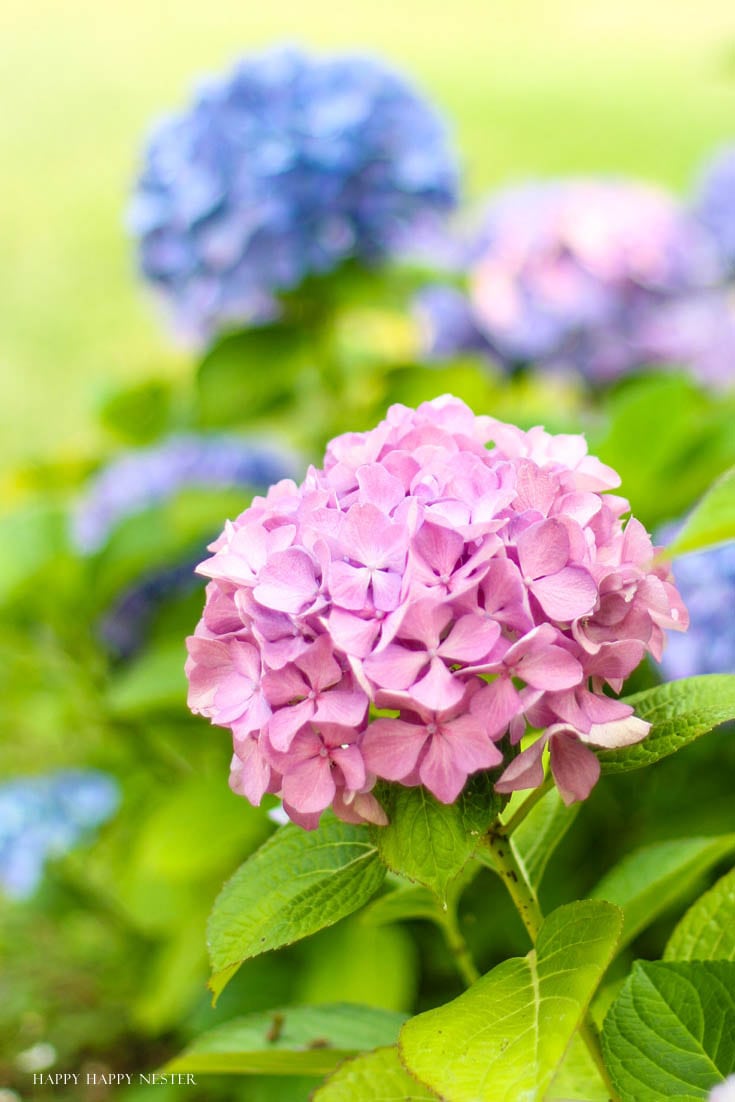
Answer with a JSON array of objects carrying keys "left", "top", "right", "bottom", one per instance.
[
  {"left": 0, "top": 771, "right": 119, "bottom": 900},
  {"left": 71, "top": 434, "right": 298, "bottom": 553},
  {"left": 694, "top": 145, "right": 735, "bottom": 278},
  {"left": 99, "top": 558, "right": 201, "bottom": 659},
  {"left": 658, "top": 533, "right": 735, "bottom": 680},
  {"left": 420, "top": 179, "right": 728, "bottom": 385},
  {"left": 130, "top": 46, "right": 459, "bottom": 343}
]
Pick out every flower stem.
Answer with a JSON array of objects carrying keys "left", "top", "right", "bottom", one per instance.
[
  {"left": 483, "top": 822, "right": 619, "bottom": 1102},
  {"left": 484, "top": 824, "right": 543, "bottom": 942},
  {"left": 438, "top": 906, "right": 480, "bottom": 988},
  {"left": 501, "top": 773, "right": 553, "bottom": 836}
]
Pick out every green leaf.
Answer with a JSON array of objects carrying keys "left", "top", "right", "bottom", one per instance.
[
  {"left": 373, "top": 775, "right": 501, "bottom": 904},
  {"left": 166, "top": 1005, "right": 407, "bottom": 1076},
  {"left": 667, "top": 465, "right": 735, "bottom": 556},
  {"left": 547, "top": 1035, "right": 609, "bottom": 1101},
  {"left": 512, "top": 787, "right": 580, "bottom": 891},
  {"left": 207, "top": 817, "right": 385, "bottom": 999},
  {"left": 665, "top": 867, "right": 735, "bottom": 962},
  {"left": 598, "top": 675, "right": 735, "bottom": 774},
  {"left": 107, "top": 639, "right": 188, "bottom": 716},
  {"left": 602, "top": 961, "right": 735, "bottom": 1100},
  {"left": 360, "top": 885, "right": 441, "bottom": 927},
  {"left": 197, "top": 325, "right": 309, "bottom": 428},
  {"left": 295, "top": 916, "right": 417, "bottom": 1012},
  {"left": 0, "top": 502, "right": 68, "bottom": 604},
  {"left": 590, "top": 836, "right": 735, "bottom": 952},
  {"left": 399, "top": 899, "right": 623, "bottom": 1101},
  {"left": 312, "top": 1045, "right": 439, "bottom": 1101},
  {"left": 97, "top": 378, "right": 174, "bottom": 444}
]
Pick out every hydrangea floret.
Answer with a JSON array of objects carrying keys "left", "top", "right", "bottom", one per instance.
[
  {"left": 186, "top": 396, "right": 688, "bottom": 828},
  {"left": 694, "top": 144, "right": 735, "bottom": 278},
  {"left": 130, "top": 46, "right": 458, "bottom": 343}
]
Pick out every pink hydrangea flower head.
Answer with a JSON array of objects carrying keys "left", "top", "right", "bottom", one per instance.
[{"left": 186, "top": 396, "right": 688, "bottom": 827}]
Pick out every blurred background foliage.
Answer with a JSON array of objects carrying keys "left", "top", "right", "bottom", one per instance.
[{"left": 2, "top": 4, "right": 735, "bottom": 1101}]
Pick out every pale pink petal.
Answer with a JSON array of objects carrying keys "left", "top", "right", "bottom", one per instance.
[
  {"left": 326, "top": 608, "right": 380, "bottom": 659},
  {"left": 494, "top": 737, "right": 547, "bottom": 794},
  {"left": 266, "top": 699, "right": 314, "bottom": 752},
  {"left": 328, "top": 562, "right": 371, "bottom": 611},
  {"left": 229, "top": 742, "right": 272, "bottom": 805},
  {"left": 363, "top": 644, "right": 428, "bottom": 691},
  {"left": 549, "top": 732, "right": 601, "bottom": 804},
  {"left": 371, "top": 568, "right": 403, "bottom": 612},
  {"left": 531, "top": 566, "right": 597, "bottom": 621},
  {"left": 282, "top": 756, "right": 336, "bottom": 813},
  {"left": 361, "top": 718, "right": 428, "bottom": 779},
  {"left": 356, "top": 463, "right": 406, "bottom": 514},
  {"left": 333, "top": 789, "right": 388, "bottom": 826},
  {"left": 314, "top": 688, "right": 368, "bottom": 729},
  {"left": 253, "top": 549, "right": 320, "bottom": 613},
  {"left": 517, "top": 518, "right": 570, "bottom": 580},
  {"left": 443, "top": 716, "right": 503, "bottom": 771},
  {"left": 331, "top": 744, "right": 367, "bottom": 791},
  {"left": 439, "top": 614, "right": 501, "bottom": 664},
  {"left": 581, "top": 715, "right": 651, "bottom": 748},
  {"left": 413, "top": 521, "right": 464, "bottom": 577},
  {"left": 419, "top": 733, "right": 469, "bottom": 803},
  {"left": 515, "top": 644, "right": 584, "bottom": 690},
  {"left": 411, "top": 658, "right": 465, "bottom": 712}
]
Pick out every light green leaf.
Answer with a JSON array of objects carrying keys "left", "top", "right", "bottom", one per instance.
[
  {"left": 295, "top": 916, "right": 417, "bottom": 1012},
  {"left": 667, "top": 465, "right": 735, "bottom": 556},
  {"left": 166, "top": 1005, "right": 407, "bottom": 1076},
  {"left": 107, "top": 639, "right": 188, "bottom": 716},
  {"left": 312, "top": 1045, "right": 439, "bottom": 1101},
  {"left": 590, "top": 836, "right": 735, "bottom": 952},
  {"left": 598, "top": 675, "right": 735, "bottom": 774},
  {"left": 360, "top": 885, "right": 441, "bottom": 927},
  {"left": 513, "top": 787, "right": 580, "bottom": 891},
  {"left": 602, "top": 961, "right": 735, "bottom": 1100},
  {"left": 373, "top": 774, "right": 501, "bottom": 903},
  {"left": 0, "top": 502, "right": 67, "bottom": 603},
  {"left": 399, "top": 899, "right": 623, "bottom": 1102},
  {"left": 547, "top": 1035, "right": 609, "bottom": 1101},
  {"left": 207, "top": 817, "right": 385, "bottom": 999},
  {"left": 665, "top": 867, "right": 735, "bottom": 962}
]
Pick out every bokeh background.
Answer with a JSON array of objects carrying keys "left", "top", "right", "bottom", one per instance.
[
  {"left": 3, "top": 0, "right": 735, "bottom": 464},
  {"left": 2, "top": 4, "right": 735, "bottom": 1101}
]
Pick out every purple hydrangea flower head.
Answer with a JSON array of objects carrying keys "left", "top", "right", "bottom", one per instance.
[
  {"left": 0, "top": 771, "right": 119, "bottom": 900},
  {"left": 71, "top": 434, "right": 299, "bottom": 553},
  {"left": 694, "top": 145, "right": 735, "bottom": 278},
  {"left": 657, "top": 527, "right": 735, "bottom": 680},
  {"left": 129, "top": 46, "right": 459, "bottom": 344},
  {"left": 422, "top": 179, "right": 724, "bottom": 384},
  {"left": 634, "top": 288, "right": 735, "bottom": 389},
  {"left": 186, "top": 395, "right": 688, "bottom": 827}
]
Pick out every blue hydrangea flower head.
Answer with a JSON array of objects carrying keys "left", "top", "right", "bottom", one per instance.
[
  {"left": 694, "top": 144, "right": 735, "bottom": 278},
  {"left": 657, "top": 528, "right": 735, "bottom": 680},
  {"left": 130, "top": 46, "right": 459, "bottom": 343},
  {"left": 420, "top": 178, "right": 728, "bottom": 386},
  {"left": 71, "top": 433, "right": 299, "bottom": 553},
  {"left": 0, "top": 771, "right": 119, "bottom": 900}
]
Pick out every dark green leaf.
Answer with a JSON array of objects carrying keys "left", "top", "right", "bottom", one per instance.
[
  {"left": 98, "top": 378, "right": 174, "bottom": 444},
  {"left": 602, "top": 961, "right": 735, "bottom": 1100},
  {"left": 166, "top": 1005, "right": 407, "bottom": 1076},
  {"left": 665, "top": 867, "right": 735, "bottom": 962},
  {"left": 399, "top": 900, "right": 622, "bottom": 1101},
  {"left": 207, "top": 817, "right": 385, "bottom": 999},
  {"left": 598, "top": 675, "right": 735, "bottom": 774}
]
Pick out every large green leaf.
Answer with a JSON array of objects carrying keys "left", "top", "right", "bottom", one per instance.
[
  {"left": 590, "top": 836, "right": 735, "bottom": 952},
  {"left": 667, "top": 465, "right": 735, "bottom": 556},
  {"left": 312, "top": 1045, "right": 438, "bottom": 1101},
  {"left": 602, "top": 961, "right": 735, "bottom": 1100},
  {"left": 373, "top": 774, "right": 501, "bottom": 903},
  {"left": 665, "top": 867, "right": 735, "bottom": 962},
  {"left": 512, "top": 787, "right": 580, "bottom": 891},
  {"left": 547, "top": 1035, "right": 609, "bottom": 1101},
  {"left": 399, "top": 900, "right": 622, "bottom": 1101},
  {"left": 207, "top": 817, "right": 385, "bottom": 999},
  {"left": 598, "top": 675, "right": 735, "bottom": 774},
  {"left": 166, "top": 1005, "right": 407, "bottom": 1076},
  {"left": 360, "top": 884, "right": 441, "bottom": 927}
]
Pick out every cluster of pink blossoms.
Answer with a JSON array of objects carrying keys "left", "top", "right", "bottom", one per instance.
[{"left": 186, "top": 396, "right": 688, "bottom": 828}]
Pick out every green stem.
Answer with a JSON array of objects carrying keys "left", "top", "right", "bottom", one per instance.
[
  {"left": 483, "top": 823, "right": 619, "bottom": 1102},
  {"left": 484, "top": 825, "right": 543, "bottom": 942},
  {"left": 438, "top": 906, "right": 480, "bottom": 988},
  {"left": 501, "top": 773, "right": 553, "bottom": 836}
]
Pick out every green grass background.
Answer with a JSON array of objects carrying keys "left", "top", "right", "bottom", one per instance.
[{"left": 2, "top": 0, "right": 734, "bottom": 464}]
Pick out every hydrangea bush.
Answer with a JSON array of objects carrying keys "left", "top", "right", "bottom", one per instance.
[
  {"left": 187, "top": 395, "right": 687, "bottom": 829},
  {"left": 130, "top": 46, "right": 458, "bottom": 344},
  {"left": 420, "top": 179, "right": 733, "bottom": 387}
]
